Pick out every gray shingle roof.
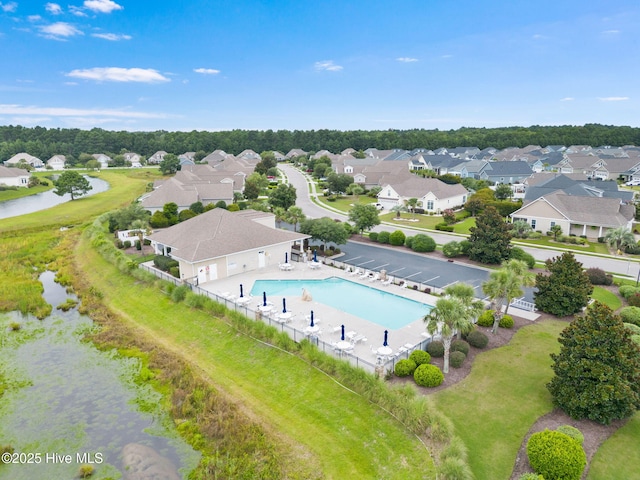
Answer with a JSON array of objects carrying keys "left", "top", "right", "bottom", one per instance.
[{"left": 542, "top": 192, "right": 634, "bottom": 227}]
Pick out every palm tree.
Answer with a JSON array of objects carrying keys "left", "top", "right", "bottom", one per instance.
[
  {"left": 346, "top": 183, "right": 364, "bottom": 200},
  {"left": 404, "top": 198, "right": 421, "bottom": 219},
  {"left": 390, "top": 204, "right": 406, "bottom": 219},
  {"left": 424, "top": 283, "right": 480, "bottom": 373},
  {"left": 130, "top": 219, "right": 150, "bottom": 251},
  {"left": 482, "top": 259, "right": 535, "bottom": 333},
  {"left": 550, "top": 224, "right": 562, "bottom": 241},
  {"left": 285, "top": 206, "right": 306, "bottom": 232},
  {"left": 273, "top": 206, "right": 286, "bottom": 228},
  {"left": 604, "top": 226, "right": 636, "bottom": 252}
]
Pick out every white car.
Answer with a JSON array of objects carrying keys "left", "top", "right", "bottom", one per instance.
[
  {"left": 625, "top": 180, "right": 640, "bottom": 186},
  {"left": 374, "top": 203, "right": 384, "bottom": 210}
]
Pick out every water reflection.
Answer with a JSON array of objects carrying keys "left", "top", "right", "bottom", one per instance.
[
  {"left": 0, "top": 272, "right": 200, "bottom": 479},
  {"left": 0, "top": 176, "right": 110, "bottom": 220}
]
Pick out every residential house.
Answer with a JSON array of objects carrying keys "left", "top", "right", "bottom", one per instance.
[
  {"left": 46, "top": 155, "right": 66, "bottom": 170},
  {"left": 377, "top": 177, "right": 469, "bottom": 213},
  {"left": 123, "top": 152, "right": 142, "bottom": 167},
  {"left": 147, "top": 208, "right": 309, "bottom": 284},
  {"left": 4, "top": 153, "right": 44, "bottom": 168},
  {"left": 237, "top": 149, "right": 261, "bottom": 162},
  {"left": 479, "top": 161, "right": 533, "bottom": 184},
  {"left": 510, "top": 191, "right": 634, "bottom": 239},
  {"left": 92, "top": 154, "right": 111, "bottom": 169},
  {"left": 285, "top": 148, "right": 308, "bottom": 158},
  {"left": 179, "top": 152, "right": 196, "bottom": 166},
  {"left": 148, "top": 151, "right": 168, "bottom": 165},
  {"left": 559, "top": 153, "right": 609, "bottom": 179},
  {"left": 203, "top": 150, "right": 234, "bottom": 165},
  {"left": 523, "top": 174, "right": 633, "bottom": 204},
  {"left": 0, "top": 165, "right": 30, "bottom": 187},
  {"left": 140, "top": 177, "right": 234, "bottom": 213}
]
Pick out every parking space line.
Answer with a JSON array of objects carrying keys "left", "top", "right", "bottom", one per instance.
[
  {"left": 389, "top": 267, "right": 405, "bottom": 274},
  {"left": 357, "top": 259, "right": 375, "bottom": 266},
  {"left": 405, "top": 272, "right": 422, "bottom": 279},
  {"left": 424, "top": 276, "right": 440, "bottom": 284},
  {"left": 342, "top": 255, "right": 362, "bottom": 263}
]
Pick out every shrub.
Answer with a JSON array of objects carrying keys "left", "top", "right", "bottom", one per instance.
[
  {"left": 466, "top": 329, "right": 489, "bottom": 349},
  {"left": 78, "top": 465, "right": 95, "bottom": 478},
  {"left": 625, "top": 243, "right": 640, "bottom": 255},
  {"left": 414, "top": 364, "right": 444, "bottom": 387},
  {"left": 435, "top": 222, "right": 455, "bottom": 232},
  {"left": 153, "top": 255, "right": 178, "bottom": 272},
  {"left": 451, "top": 339, "right": 470, "bottom": 355},
  {"left": 450, "top": 351, "right": 466, "bottom": 368},
  {"left": 442, "top": 241, "right": 462, "bottom": 258},
  {"left": 459, "top": 240, "right": 471, "bottom": 256},
  {"left": 510, "top": 247, "right": 536, "bottom": 269},
  {"left": 389, "top": 230, "right": 406, "bottom": 246},
  {"left": 586, "top": 267, "right": 613, "bottom": 285},
  {"left": 169, "top": 266, "right": 180, "bottom": 278},
  {"left": 624, "top": 322, "right": 640, "bottom": 335},
  {"left": 394, "top": 359, "right": 417, "bottom": 377},
  {"left": 518, "top": 474, "right": 544, "bottom": 480},
  {"left": 629, "top": 293, "right": 640, "bottom": 307},
  {"left": 426, "top": 340, "right": 444, "bottom": 357},
  {"left": 619, "top": 285, "right": 640, "bottom": 299},
  {"left": 170, "top": 285, "right": 190, "bottom": 302},
  {"left": 135, "top": 239, "right": 142, "bottom": 251},
  {"left": 115, "top": 239, "right": 124, "bottom": 249},
  {"left": 409, "top": 349, "right": 431, "bottom": 366},
  {"left": 526, "top": 429, "right": 586, "bottom": 480},
  {"left": 477, "top": 310, "right": 494, "bottom": 327},
  {"left": 404, "top": 236, "right": 414, "bottom": 248},
  {"left": 411, "top": 234, "right": 436, "bottom": 253},
  {"left": 597, "top": 236, "right": 605, "bottom": 243},
  {"left": 619, "top": 306, "right": 640, "bottom": 327},
  {"left": 377, "top": 231, "right": 390, "bottom": 244},
  {"left": 123, "top": 240, "right": 131, "bottom": 249},
  {"left": 556, "top": 425, "right": 584, "bottom": 445},
  {"left": 499, "top": 314, "right": 514, "bottom": 328},
  {"left": 368, "top": 232, "right": 378, "bottom": 242}
]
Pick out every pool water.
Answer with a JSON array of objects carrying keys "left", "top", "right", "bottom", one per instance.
[{"left": 251, "top": 277, "right": 432, "bottom": 329}]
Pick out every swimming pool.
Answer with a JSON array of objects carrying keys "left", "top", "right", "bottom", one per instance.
[{"left": 250, "top": 277, "right": 432, "bottom": 329}]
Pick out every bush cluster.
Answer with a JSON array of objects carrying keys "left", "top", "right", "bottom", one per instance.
[
  {"left": 442, "top": 241, "right": 462, "bottom": 258},
  {"left": 466, "top": 329, "right": 488, "bottom": 349},
  {"left": 510, "top": 247, "right": 536, "bottom": 269},
  {"left": 556, "top": 425, "right": 584, "bottom": 445},
  {"left": 394, "top": 359, "right": 417, "bottom": 377},
  {"left": 499, "top": 314, "right": 514, "bottom": 328},
  {"left": 586, "top": 267, "right": 613, "bottom": 285},
  {"left": 368, "top": 232, "right": 378, "bottom": 242},
  {"left": 389, "top": 230, "right": 406, "bottom": 246},
  {"left": 619, "top": 285, "right": 640, "bottom": 299},
  {"left": 410, "top": 234, "right": 436, "bottom": 253},
  {"left": 377, "top": 231, "right": 390, "bottom": 244},
  {"left": 450, "top": 351, "right": 466, "bottom": 368},
  {"left": 414, "top": 364, "right": 444, "bottom": 387},
  {"left": 451, "top": 339, "right": 470, "bottom": 355},
  {"left": 526, "top": 429, "right": 586, "bottom": 480},
  {"left": 628, "top": 293, "right": 640, "bottom": 307},
  {"left": 153, "top": 255, "right": 179, "bottom": 272},
  {"left": 477, "top": 310, "right": 494, "bottom": 327},
  {"left": 409, "top": 349, "right": 431, "bottom": 366},
  {"left": 619, "top": 306, "right": 640, "bottom": 327},
  {"left": 426, "top": 340, "right": 444, "bottom": 357},
  {"left": 435, "top": 223, "right": 454, "bottom": 232},
  {"left": 459, "top": 240, "right": 471, "bottom": 256}
]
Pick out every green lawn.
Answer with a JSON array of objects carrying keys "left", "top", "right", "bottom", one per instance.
[
  {"left": 514, "top": 236, "right": 610, "bottom": 254},
  {"left": 0, "top": 183, "right": 52, "bottom": 201},
  {"left": 317, "top": 194, "right": 378, "bottom": 212},
  {"left": 432, "top": 320, "right": 566, "bottom": 479},
  {"left": 591, "top": 286, "right": 622, "bottom": 311},
  {"left": 588, "top": 412, "right": 640, "bottom": 479}
]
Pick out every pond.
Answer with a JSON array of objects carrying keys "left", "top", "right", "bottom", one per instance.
[
  {"left": 0, "top": 176, "right": 109, "bottom": 220},
  {"left": 0, "top": 271, "right": 200, "bottom": 479}
]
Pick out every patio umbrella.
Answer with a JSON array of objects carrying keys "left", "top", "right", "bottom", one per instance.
[
  {"left": 341, "top": 324, "right": 345, "bottom": 341},
  {"left": 313, "top": 250, "right": 317, "bottom": 262},
  {"left": 310, "top": 310, "right": 314, "bottom": 327},
  {"left": 263, "top": 291, "right": 267, "bottom": 306},
  {"left": 285, "top": 252, "right": 288, "bottom": 263},
  {"left": 282, "top": 298, "right": 287, "bottom": 313},
  {"left": 239, "top": 284, "right": 244, "bottom": 298},
  {"left": 383, "top": 330, "right": 388, "bottom": 347}
]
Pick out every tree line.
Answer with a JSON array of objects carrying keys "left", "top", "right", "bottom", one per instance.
[{"left": 2, "top": 123, "right": 640, "bottom": 161}]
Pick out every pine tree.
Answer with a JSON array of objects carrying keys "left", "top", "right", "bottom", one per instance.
[
  {"left": 468, "top": 206, "right": 512, "bottom": 264},
  {"left": 547, "top": 302, "right": 640, "bottom": 424},
  {"left": 534, "top": 252, "right": 593, "bottom": 316}
]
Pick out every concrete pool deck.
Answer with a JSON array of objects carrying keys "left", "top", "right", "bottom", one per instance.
[{"left": 196, "top": 258, "right": 540, "bottom": 369}]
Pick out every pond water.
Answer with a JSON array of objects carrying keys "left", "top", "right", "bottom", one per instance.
[
  {"left": 0, "top": 271, "right": 200, "bottom": 479},
  {"left": 0, "top": 176, "right": 110, "bottom": 220}
]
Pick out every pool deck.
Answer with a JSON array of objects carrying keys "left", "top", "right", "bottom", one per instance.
[{"left": 197, "top": 259, "right": 539, "bottom": 367}]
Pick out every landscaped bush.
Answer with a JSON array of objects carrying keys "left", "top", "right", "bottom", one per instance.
[
  {"left": 409, "top": 349, "right": 431, "bottom": 366},
  {"left": 466, "top": 329, "right": 489, "bottom": 349},
  {"left": 442, "top": 241, "right": 462, "bottom": 258},
  {"left": 477, "top": 310, "right": 494, "bottom": 327},
  {"left": 411, "top": 234, "right": 436, "bottom": 253},
  {"left": 619, "top": 285, "right": 640, "bottom": 299},
  {"left": 619, "top": 306, "right": 640, "bottom": 327},
  {"left": 586, "top": 267, "right": 613, "bottom": 285},
  {"left": 414, "top": 364, "right": 444, "bottom": 387},
  {"left": 170, "top": 284, "right": 190, "bottom": 302},
  {"left": 628, "top": 293, "right": 640, "bottom": 307},
  {"left": 368, "top": 232, "right": 378, "bottom": 242},
  {"left": 394, "top": 359, "right": 417, "bottom": 377},
  {"left": 518, "top": 474, "right": 544, "bottom": 480},
  {"left": 624, "top": 322, "right": 640, "bottom": 335},
  {"left": 153, "top": 254, "right": 179, "bottom": 272},
  {"left": 404, "top": 236, "right": 414, "bottom": 248},
  {"left": 451, "top": 339, "right": 470, "bottom": 355},
  {"left": 377, "top": 231, "right": 390, "bottom": 244},
  {"left": 435, "top": 222, "right": 454, "bottom": 232},
  {"left": 169, "top": 266, "right": 180, "bottom": 278},
  {"left": 556, "top": 425, "right": 584, "bottom": 445},
  {"left": 426, "top": 340, "right": 444, "bottom": 357},
  {"left": 389, "top": 230, "right": 406, "bottom": 246},
  {"left": 510, "top": 247, "right": 536, "bottom": 269},
  {"left": 450, "top": 351, "right": 466, "bottom": 368},
  {"left": 526, "top": 429, "right": 586, "bottom": 480},
  {"left": 624, "top": 243, "right": 640, "bottom": 255},
  {"left": 499, "top": 314, "right": 514, "bottom": 328},
  {"left": 459, "top": 240, "right": 471, "bottom": 256}
]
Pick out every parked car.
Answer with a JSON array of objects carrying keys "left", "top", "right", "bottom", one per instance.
[
  {"left": 625, "top": 180, "right": 640, "bottom": 186},
  {"left": 374, "top": 203, "right": 384, "bottom": 210}
]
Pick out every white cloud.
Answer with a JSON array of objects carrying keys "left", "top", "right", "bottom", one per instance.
[
  {"left": 0, "top": 2, "right": 17, "bottom": 13},
  {"left": 39, "top": 22, "right": 83, "bottom": 39},
  {"left": 560, "top": 97, "right": 574, "bottom": 102},
  {"left": 396, "top": 57, "right": 418, "bottom": 63},
  {"left": 602, "top": 29, "right": 620, "bottom": 34},
  {"left": 66, "top": 67, "right": 170, "bottom": 83},
  {"left": 69, "top": 6, "right": 87, "bottom": 16},
  {"left": 194, "top": 68, "right": 220, "bottom": 75},
  {"left": 441, "top": 54, "right": 453, "bottom": 59},
  {"left": 0, "top": 103, "right": 169, "bottom": 119},
  {"left": 46, "top": 3, "right": 62, "bottom": 15},
  {"left": 28, "top": 15, "right": 42, "bottom": 22},
  {"left": 314, "top": 60, "right": 343, "bottom": 72},
  {"left": 598, "top": 96, "right": 629, "bottom": 101},
  {"left": 91, "top": 32, "right": 132, "bottom": 41},
  {"left": 83, "top": 0, "right": 123, "bottom": 14}
]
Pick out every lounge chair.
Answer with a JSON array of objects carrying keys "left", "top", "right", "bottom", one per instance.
[
  {"left": 358, "top": 270, "right": 369, "bottom": 280},
  {"left": 381, "top": 276, "right": 393, "bottom": 287},
  {"left": 349, "top": 267, "right": 361, "bottom": 276},
  {"left": 368, "top": 272, "right": 380, "bottom": 282}
]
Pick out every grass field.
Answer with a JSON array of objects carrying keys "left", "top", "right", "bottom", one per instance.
[
  {"left": 588, "top": 412, "right": 640, "bottom": 479},
  {"left": 591, "top": 286, "right": 623, "bottom": 311}
]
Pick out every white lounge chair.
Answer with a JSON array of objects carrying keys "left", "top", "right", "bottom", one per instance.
[
  {"left": 349, "top": 267, "right": 361, "bottom": 276},
  {"left": 358, "top": 270, "right": 369, "bottom": 280},
  {"left": 368, "top": 272, "right": 380, "bottom": 282},
  {"left": 381, "top": 276, "right": 393, "bottom": 287}
]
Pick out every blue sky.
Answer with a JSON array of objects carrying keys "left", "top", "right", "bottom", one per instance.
[{"left": 0, "top": 0, "right": 638, "bottom": 132}]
